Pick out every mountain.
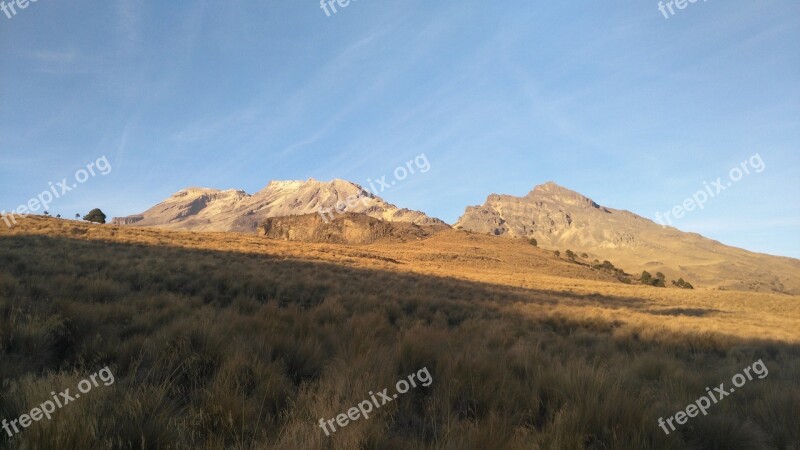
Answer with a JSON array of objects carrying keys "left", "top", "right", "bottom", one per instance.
[
  {"left": 455, "top": 182, "right": 800, "bottom": 294},
  {"left": 112, "top": 179, "right": 446, "bottom": 233}
]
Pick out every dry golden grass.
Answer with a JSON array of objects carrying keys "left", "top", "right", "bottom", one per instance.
[
  {"left": 9, "top": 216, "right": 799, "bottom": 343},
  {"left": 1, "top": 216, "right": 798, "bottom": 450}
]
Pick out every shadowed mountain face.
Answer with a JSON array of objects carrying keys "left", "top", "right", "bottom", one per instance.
[
  {"left": 456, "top": 182, "right": 800, "bottom": 294},
  {"left": 112, "top": 179, "right": 446, "bottom": 232},
  {"left": 261, "top": 213, "right": 449, "bottom": 245}
]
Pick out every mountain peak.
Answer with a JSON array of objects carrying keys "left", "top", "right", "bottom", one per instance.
[
  {"left": 530, "top": 181, "right": 568, "bottom": 193},
  {"left": 261, "top": 178, "right": 362, "bottom": 192},
  {"left": 263, "top": 179, "right": 310, "bottom": 191},
  {"left": 527, "top": 182, "right": 600, "bottom": 209}
]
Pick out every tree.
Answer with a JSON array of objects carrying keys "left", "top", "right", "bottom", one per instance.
[
  {"left": 529, "top": 238, "right": 537, "bottom": 247},
  {"left": 56, "top": 214, "right": 61, "bottom": 218},
  {"left": 75, "top": 213, "right": 81, "bottom": 219},
  {"left": 656, "top": 272, "right": 666, "bottom": 281},
  {"left": 641, "top": 271, "right": 653, "bottom": 284},
  {"left": 43, "top": 211, "right": 49, "bottom": 216},
  {"left": 554, "top": 250, "right": 560, "bottom": 257},
  {"left": 581, "top": 253, "right": 588, "bottom": 258},
  {"left": 565, "top": 250, "right": 576, "bottom": 261},
  {"left": 83, "top": 209, "right": 107, "bottom": 224}
]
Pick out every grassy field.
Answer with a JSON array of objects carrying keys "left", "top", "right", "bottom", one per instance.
[{"left": 1, "top": 216, "right": 798, "bottom": 449}]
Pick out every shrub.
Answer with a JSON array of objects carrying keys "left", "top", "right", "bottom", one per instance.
[
  {"left": 83, "top": 209, "right": 107, "bottom": 224},
  {"left": 641, "top": 271, "right": 666, "bottom": 288},
  {"left": 529, "top": 238, "right": 538, "bottom": 247},
  {"left": 673, "top": 278, "right": 694, "bottom": 289}
]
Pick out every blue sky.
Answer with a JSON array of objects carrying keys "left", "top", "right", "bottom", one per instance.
[{"left": 1, "top": 0, "right": 798, "bottom": 257}]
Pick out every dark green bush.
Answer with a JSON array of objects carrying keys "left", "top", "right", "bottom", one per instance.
[{"left": 83, "top": 209, "right": 107, "bottom": 224}]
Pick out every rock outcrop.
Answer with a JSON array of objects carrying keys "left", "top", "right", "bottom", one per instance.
[{"left": 261, "top": 213, "right": 448, "bottom": 244}]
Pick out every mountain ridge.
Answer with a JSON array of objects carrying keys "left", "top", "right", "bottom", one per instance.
[
  {"left": 111, "top": 178, "right": 800, "bottom": 293},
  {"left": 112, "top": 178, "right": 446, "bottom": 233}
]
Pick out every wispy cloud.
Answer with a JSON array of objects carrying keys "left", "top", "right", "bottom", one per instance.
[
  {"left": 30, "top": 50, "right": 77, "bottom": 64},
  {"left": 25, "top": 49, "right": 94, "bottom": 75},
  {"left": 115, "top": 0, "right": 142, "bottom": 53}
]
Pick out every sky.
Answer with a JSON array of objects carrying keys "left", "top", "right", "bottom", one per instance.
[{"left": 0, "top": 0, "right": 798, "bottom": 257}]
